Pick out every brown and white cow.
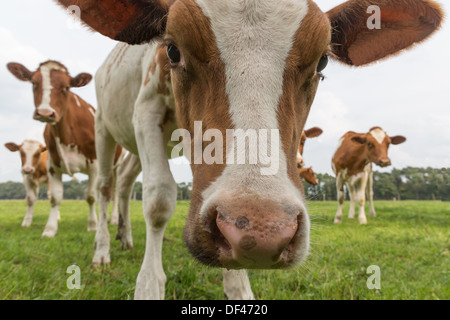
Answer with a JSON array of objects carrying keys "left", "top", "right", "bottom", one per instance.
[
  {"left": 297, "top": 127, "right": 322, "bottom": 185},
  {"left": 5, "top": 140, "right": 49, "bottom": 227},
  {"left": 6, "top": 60, "right": 123, "bottom": 237},
  {"left": 297, "top": 127, "right": 323, "bottom": 168},
  {"left": 55, "top": 0, "right": 442, "bottom": 299},
  {"left": 332, "top": 127, "right": 406, "bottom": 225}
]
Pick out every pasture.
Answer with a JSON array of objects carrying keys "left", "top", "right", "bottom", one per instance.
[{"left": 0, "top": 200, "right": 448, "bottom": 300}]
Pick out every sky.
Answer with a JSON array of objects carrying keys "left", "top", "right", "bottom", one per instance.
[{"left": 1, "top": 0, "right": 449, "bottom": 184}]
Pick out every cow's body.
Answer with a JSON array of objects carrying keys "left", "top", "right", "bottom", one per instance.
[
  {"left": 55, "top": 0, "right": 443, "bottom": 300},
  {"left": 7, "top": 60, "right": 123, "bottom": 237},
  {"left": 332, "top": 127, "right": 406, "bottom": 224},
  {"left": 5, "top": 140, "right": 49, "bottom": 227}
]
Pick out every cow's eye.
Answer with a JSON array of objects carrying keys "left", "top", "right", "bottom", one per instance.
[
  {"left": 167, "top": 44, "right": 181, "bottom": 65},
  {"left": 317, "top": 55, "right": 328, "bottom": 73},
  {"left": 368, "top": 142, "right": 374, "bottom": 148}
]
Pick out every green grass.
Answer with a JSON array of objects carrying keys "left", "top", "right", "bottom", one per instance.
[{"left": 0, "top": 200, "right": 448, "bottom": 300}]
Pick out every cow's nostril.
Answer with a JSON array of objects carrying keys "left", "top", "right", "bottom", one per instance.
[{"left": 235, "top": 216, "right": 249, "bottom": 229}]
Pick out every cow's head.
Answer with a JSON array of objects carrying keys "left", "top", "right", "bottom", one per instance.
[
  {"left": 351, "top": 127, "right": 406, "bottom": 168},
  {"left": 7, "top": 61, "right": 92, "bottom": 124},
  {"left": 297, "top": 127, "right": 323, "bottom": 168},
  {"left": 55, "top": 0, "right": 442, "bottom": 269},
  {"left": 5, "top": 140, "right": 47, "bottom": 175},
  {"left": 299, "top": 167, "right": 319, "bottom": 186}
]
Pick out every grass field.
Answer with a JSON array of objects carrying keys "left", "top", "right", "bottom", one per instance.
[{"left": 0, "top": 200, "right": 448, "bottom": 300}]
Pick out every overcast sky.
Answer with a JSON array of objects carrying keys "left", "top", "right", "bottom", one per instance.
[{"left": 1, "top": 0, "right": 449, "bottom": 184}]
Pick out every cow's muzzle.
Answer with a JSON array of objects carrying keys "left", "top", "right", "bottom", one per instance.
[{"left": 205, "top": 196, "right": 307, "bottom": 269}]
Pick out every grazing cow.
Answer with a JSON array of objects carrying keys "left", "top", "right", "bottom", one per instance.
[
  {"left": 299, "top": 167, "right": 318, "bottom": 186},
  {"left": 55, "top": 0, "right": 442, "bottom": 299},
  {"left": 6, "top": 60, "right": 123, "bottom": 237},
  {"left": 5, "top": 140, "right": 49, "bottom": 227},
  {"left": 332, "top": 127, "right": 406, "bottom": 225}
]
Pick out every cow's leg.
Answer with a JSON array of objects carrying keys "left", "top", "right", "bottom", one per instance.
[
  {"left": 367, "top": 170, "right": 376, "bottom": 217},
  {"left": 347, "top": 182, "right": 356, "bottom": 219},
  {"left": 85, "top": 164, "right": 98, "bottom": 232},
  {"left": 223, "top": 269, "right": 255, "bottom": 300},
  {"left": 357, "top": 173, "right": 369, "bottom": 225},
  {"left": 22, "top": 184, "right": 38, "bottom": 227},
  {"left": 334, "top": 172, "right": 345, "bottom": 224},
  {"left": 92, "top": 128, "right": 117, "bottom": 266},
  {"left": 42, "top": 165, "right": 63, "bottom": 238},
  {"left": 134, "top": 101, "right": 177, "bottom": 300},
  {"left": 116, "top": 153, "right": 142, "bottom": 250},
  {"left": 109, "top": 168, "right": 119, "bottom": 225}
]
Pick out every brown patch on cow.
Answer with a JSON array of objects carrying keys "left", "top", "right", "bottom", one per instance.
[{"left": 49, "top": 166, "right": 55, "bottom": 177}]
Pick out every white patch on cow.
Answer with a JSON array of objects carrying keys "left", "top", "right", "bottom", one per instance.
[
  {"left": 38, "top": 62, "right": 66, "bottom": 114},
  {"left": 21, "top": 140, "right": 42, "bottom": 172},
  {"left": 196, "top": 0, "right": 309, "bottom": 199},
  {"left": 370, "top": 128, "right": 386, "bottom": 144},
  {"left": 74, "top": 94, "right": 81, "bottom": 107},
  {"left": 54, "top": 137, "right": 90, "bottom": 175}
]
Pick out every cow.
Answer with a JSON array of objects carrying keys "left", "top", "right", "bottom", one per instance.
[
  {"left": 299, "top": 167, "right": 318, "bottom": 186},
  {"left": 6, "top": 60, "right": 123, "bottom": 237},
  {"left": 55, "top": 0, "right": 443, "bottom": 299},
  {"left": 297, "top": 127, "right": 322, "bottom": 185},
  {"left": 4, "top": 140, "right": 49, "bottom": 227},
  {"left": 297, "top": 127, "right": 323, "bottom": 168},
  {"left": 332, "top": 127, "right": 406, "bottom": 225}
]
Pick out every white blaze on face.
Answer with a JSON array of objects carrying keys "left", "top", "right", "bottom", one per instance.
[
  {"left": 21, "top": 140, "right": 42, "bottom": 172},
  {"left": 38, "top": 62, "right": 67, "bottom": 114},
  {"left": 370, "top": 128, "right": 386, "bottom": 144},
  {"left": 195, "top": 0, "right": 309, "bottom": 202}
]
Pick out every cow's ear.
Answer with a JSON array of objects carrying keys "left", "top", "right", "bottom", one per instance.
[
  {"left": 305, "top": 127, "right": 323, "bottom": 139},
  {"left": 391, "top": 136, "right": 407, "bottom": 145},
  {"left": 327, "top": 0, "right": 443, "bottom": 66},
  {"left": 351, "top": 135, "right": 367, "bottom": 145},
  {"left": 5, "top": 142, "right": 21, "bottom": 152},
  {"left": 70, "top": 73, "right": 92, "bottom": 88},
  {"left": 55, "top": 0, "right": 169, "bottom": 45},
  {"left": 7, "top": 63, "right": 33, "bottom": 82}
]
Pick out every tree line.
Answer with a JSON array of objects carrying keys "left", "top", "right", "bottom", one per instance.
[{"left": 0, "top": 167, "right": 448, "bottom": 201}]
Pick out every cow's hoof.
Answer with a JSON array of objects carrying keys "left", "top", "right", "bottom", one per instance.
[
  {"left": 334, "top": 218, "right": 342, "bottom": 224},
  {"left": 42, "top": 228, "right": 57, "bottom": 238},
  {"left": 359, "top": 218, "right": 368, "bottom": 225},
  {"left": 92, "top": 254, "right": 111, "bottom": 267},
  {"left": 22, "top": 221, "right": 32, "bottom": 227}
]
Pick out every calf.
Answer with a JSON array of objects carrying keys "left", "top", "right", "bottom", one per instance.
[
  {"left": 55, "top": 0, "right": 442, "bottom": 299},
  {"left": 332, "top": 127, "right": 406, "bottom": 224},
  {"left": 6, "top": 60, "right": 122, "bottom": 237},
  {"left": 5, "top": 140, "right": 48, "bottom": 227},
  {"left": 298, "top": 167, "right": 318, "bottom": 186}
]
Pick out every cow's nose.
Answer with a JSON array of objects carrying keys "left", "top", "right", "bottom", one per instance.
[
  {"left": 35, "top": 109, "right": 55, "bottom": 120},
  {"left": 378, "top": 158, "right": 391, "bottom": 167},
  {"left": 214, "top": 199, "right": 300, "bottom": 268},
  {"left": 22, "top": 167, "right": 33, "bottom": 174}
]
